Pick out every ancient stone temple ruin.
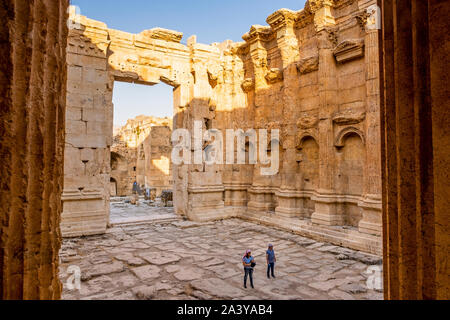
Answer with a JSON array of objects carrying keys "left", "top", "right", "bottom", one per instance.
[
  {"left": 61, "top": 0, "right": 383, "bottom": 254},
  {"left": 110, "top": 116, "right": 173, "bottom": 197},
  {"left": 1, "top": 0, "right": 448, "bottom": 300}
]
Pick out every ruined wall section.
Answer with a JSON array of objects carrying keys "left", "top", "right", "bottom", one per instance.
[
  {"left": 62, "top": 11, "right": 227, "bottom": 235},
  {"left": 62, "top": 14, "right": 112, "bottom": 237}
]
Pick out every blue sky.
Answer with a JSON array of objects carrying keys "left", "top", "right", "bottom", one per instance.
[{"left": 70, "top": 0, "right": 307, "bottom": 126}]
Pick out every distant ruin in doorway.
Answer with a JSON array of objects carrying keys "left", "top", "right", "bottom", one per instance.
[{"left": 111, "top": 115, "right": 173, "bottom": 197}]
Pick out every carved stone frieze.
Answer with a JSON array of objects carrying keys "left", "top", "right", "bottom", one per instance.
[{"left": 139, "top": 28, "right": 183, "bottom": 43}]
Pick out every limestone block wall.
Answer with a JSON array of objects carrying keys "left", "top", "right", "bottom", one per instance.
[
  {"left": 62, "top": 14, "right": 112, "bottom": 237},
  {"left": 0, "top": 0, "right": 69, "bottom": 299}
]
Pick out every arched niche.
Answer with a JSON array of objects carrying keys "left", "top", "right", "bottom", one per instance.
[
  {"left": 296, "top": 135, "right": 319, "bottom": 191},
  {"left": 334, "top": 127, "right": 366, "bottom": 149},
  {"left": 110, "top": 177, "right": 117, "bottom": 197},
  {"left": 336, "top": 131, "right": 366, "bottom": 227}
]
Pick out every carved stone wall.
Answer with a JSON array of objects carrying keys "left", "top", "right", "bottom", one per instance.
[
  {"left": 63, "top": 1, "right": 383, "bottom": 254},
  {"left": 0, "top": 0, "right": 69, "bottom": 299}
]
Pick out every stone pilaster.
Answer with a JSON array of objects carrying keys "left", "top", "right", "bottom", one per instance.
[
  {"left": 62, "top": 13, "right": 111, "bottom": 237},
  {"left": 359, "top": 6, "right": 382, "bottom": 235},
  {"left": 185, "top": 41, "right": 226, "bottom": 221},
  {"left": 267, "top": 9, "right": 303, "bottom": 217},
  {"left": 310, "top": 4, "right": 342, "bottom": 226},
  {"left": 243, "top": 26, "right": 277, "bottom": 214}
]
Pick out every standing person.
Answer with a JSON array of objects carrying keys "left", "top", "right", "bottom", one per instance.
[
  {"left": 242, "top": 250, "right": 255, "bottom": 289},
  {"left": 266, "top": 244, "right": 276, "bottom": 279}
]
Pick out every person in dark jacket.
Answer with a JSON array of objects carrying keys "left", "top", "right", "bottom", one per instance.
[{"left": 242, "top": 249, "right": 255, "bottom": 289}]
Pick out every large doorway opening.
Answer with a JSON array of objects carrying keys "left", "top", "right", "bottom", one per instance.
[{"left": 109, "top": 81, "right": 176, "bottom": 225}]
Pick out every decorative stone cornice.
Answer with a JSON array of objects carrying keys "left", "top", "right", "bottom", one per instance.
[
  {"left": 139, "top": 28, "right": 183, "bottom": 43},
  {"left": 333, "top": 0, "right": 357, "bottom": 9},
  {"left": 295, "top": 10, "right": 314, "bottom": 29},
  {"left": 305, "top": 0, "right": 336, "bottom": 13},
  {"left": 266, "top": 8, "right": 298, "bottom": 31},
  {"left": 333, "top": 39, "right": 365, "bottom": 63},
  {"left": 242, "top": 25, "right": 273, "bottom": 43}
]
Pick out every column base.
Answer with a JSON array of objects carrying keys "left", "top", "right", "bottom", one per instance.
[
  {"left": 311, "top": 193, "right": 344, "bottom": 226},
  {"left": 358, "top": 195, "right": 382, "bottom": 236}
]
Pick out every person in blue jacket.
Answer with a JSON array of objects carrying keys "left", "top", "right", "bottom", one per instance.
[{"left": 266, "top": 244, "right": 276, "bottom": 279}]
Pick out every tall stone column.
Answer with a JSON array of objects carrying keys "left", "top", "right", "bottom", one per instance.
[
  {"left": 381, "top": 0, "right": 449, "bottom": 300},
  {"left": 173, "top": 82, "right": 191, "bottom": 216},
  {"left": 267, "top": 9, "right": 303, "bottom": 217},
  {"left": 185, "top": 40, "right": 226, "bottom": 221},
  {"left": 310, "top": 4, "right": 342, "bottom": 226},
  {"left": 244, "top": 26, "right": 277, "bottom": 213},
  {"left": 358, "top": 5, "right": 383, "bottom": 236},
  {"left": 0, "top": 0, "right": 69, "bottom": 300}
]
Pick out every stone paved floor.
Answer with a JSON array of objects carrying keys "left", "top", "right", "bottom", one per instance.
[
  {"left": 110, "top": 197, "right": 177, "bottom": 225},
  {"left": 60, "top": 205, "right": 383, "bottom": 300}
]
